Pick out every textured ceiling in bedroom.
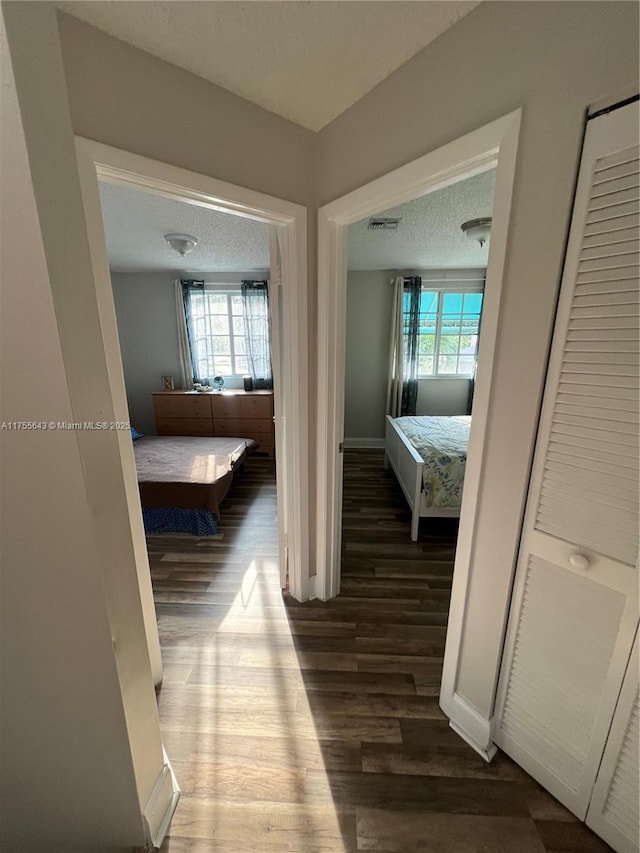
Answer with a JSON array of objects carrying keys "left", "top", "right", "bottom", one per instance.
[
  {"left": 99, "top": 181, "right": 270, "bottom": 273},
  {"left": 348, "top": 168, "right": 497, "bottom": 271},
  {"left": 99, "top": 167, "right": 496, "bottom": 274},
  {"left": 55, "top": 1, "right": 480, "bottom": 131}
]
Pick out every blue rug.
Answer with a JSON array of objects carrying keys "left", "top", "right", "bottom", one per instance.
[{"left": 142, "top": 507, "right": 219, "bottom": 536}]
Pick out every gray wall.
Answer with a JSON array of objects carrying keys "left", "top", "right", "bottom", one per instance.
[
  {"left": 111, "top": 272, "right": 181, "bottom": 435},
  {"left": 319, "top": 1, "right": 639, "bottom": 716},
  {"left": 345, "top": 271, "right": 392, "bottom": 440},
  {"left": 344, "top": 271, "right": 473, "bottom": 442},
  {"left": 2, "top": 6, "right": 163, "bottom": 849}
]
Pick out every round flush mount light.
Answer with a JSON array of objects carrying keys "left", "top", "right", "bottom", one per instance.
[
  {"left": 164, "top": 233, "right": 198, "bottom": 256},
  {"left": 461, "top": 217, "right": 492, "bottom": 248}
]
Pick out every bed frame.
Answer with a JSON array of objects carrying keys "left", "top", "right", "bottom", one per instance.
[{"left": 384, "top": 415, "right": 461, "bottom": 541}]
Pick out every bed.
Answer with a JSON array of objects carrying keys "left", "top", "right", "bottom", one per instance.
[
  {"left": 384, "top": 414, "right": 471, "bottom": 541},
  {"left": 133, "top": 435, "right": 257, "bottom": 535}
]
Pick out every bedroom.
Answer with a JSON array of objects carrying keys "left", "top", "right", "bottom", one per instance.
[
  {"left": 100, "top": 179, "right": 280, "bottom": 542},
  {"left": 343, "top": 168, "right": 496, "bottom": 547}
]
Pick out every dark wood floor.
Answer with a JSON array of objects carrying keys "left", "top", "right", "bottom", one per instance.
[{"left": 154, "top": 450, "right": 611, "bottom": 852}]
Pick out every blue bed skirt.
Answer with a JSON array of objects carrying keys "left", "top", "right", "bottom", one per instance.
[{"left": 142, "top": 507, "right": 219, "bottom": 536}]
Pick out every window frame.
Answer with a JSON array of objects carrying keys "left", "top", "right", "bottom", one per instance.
[
  {"left": 190, "top": 282, "right": 248, "bottom": 379},
  {"left": 414, "top": 282, "right": 485, "bottom": 380}
]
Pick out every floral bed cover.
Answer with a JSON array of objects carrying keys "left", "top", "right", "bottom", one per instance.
[{"left": 394, "top": 415, "right": 471, "bottom": 509}]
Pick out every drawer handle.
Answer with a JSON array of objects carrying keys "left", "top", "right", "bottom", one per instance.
[{"left": 569, "top": 552, "right": 590, "bottom": 571}]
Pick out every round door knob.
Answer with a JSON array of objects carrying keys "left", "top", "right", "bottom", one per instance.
[{"left": 569, "top": 552, "right": 591, "bottom": 571}]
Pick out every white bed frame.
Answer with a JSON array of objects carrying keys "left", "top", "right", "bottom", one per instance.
[{"left": 384, "top": 415, "right": 461, "bottom": 541}]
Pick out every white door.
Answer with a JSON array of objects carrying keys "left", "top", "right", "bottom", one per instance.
[
  {"left": 269, "top": 226, "right": 288, "bottom": 588},
  {"left": 586, "top": 631, "right": 639, "bottom": 852},
  {"left": 494, "top": 99, "right": 639, "bottom": 820}
]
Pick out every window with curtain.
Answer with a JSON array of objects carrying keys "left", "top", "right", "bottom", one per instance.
[
  {"left": 181, "top": 281, "right": 254, "bottom": 383},
  {"left": 411, "top": 286, "right": 484, "bottom": 378},
  {"left": 180, "top": 279, "right": 272, "bottom": 387}
]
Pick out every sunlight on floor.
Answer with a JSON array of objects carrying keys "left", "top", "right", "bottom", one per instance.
[{"left": 158, "top": 546, "right": 349, "bottom": 851}]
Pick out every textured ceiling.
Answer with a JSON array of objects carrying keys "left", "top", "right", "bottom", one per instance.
[
  {"left": 348, "top": 168, "right": 496, "bottom": 270},
  {"left": 55, "top": 1, "right": 480, "bottom": 131},
  {"left": 99, "top": 168, "right": 496, "bottom": 274},
  {"left": 99, "top": 181, "right": 270, "bottom": 273}
]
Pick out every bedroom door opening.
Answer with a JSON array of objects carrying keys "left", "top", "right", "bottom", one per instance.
[
  {"left": 74, "top": 139, "right": 310, "bottom": 662},
  {"left": 316, "top": 112, "right": 521, "bottom": 754}
]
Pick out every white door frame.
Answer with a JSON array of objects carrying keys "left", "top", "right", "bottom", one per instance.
[
  {"left": 75, "top": 137, "right": 309, "bottom": 602},
  {"left": 316, "top": 111, "right": 521, "bottom": 742}
]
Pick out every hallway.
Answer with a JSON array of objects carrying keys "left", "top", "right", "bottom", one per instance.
[{"left": 154, "top": 451, "right": 610, "bottom": 852}]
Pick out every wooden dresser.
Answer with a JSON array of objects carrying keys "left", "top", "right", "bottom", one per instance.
[{"left": 152, "top": 390, "right": 274, "bottom": 456}]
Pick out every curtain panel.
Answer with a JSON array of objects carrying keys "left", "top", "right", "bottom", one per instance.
[
  {"left": 386, "top": 276, "right": 404, "bottom": 417},
  {"left": 241, "top": 280, "right": 273, "bottom": 390},
  {"left": 180, "top": 279, "right": 205, "bottom": 384},
  {"left": 174, "top": 279, "right": 194, "bottom": 389},
  {"left": 401, "top": 276, "right": 421, "bottom": 416},
  {"left": 386, "top": 275, "right": 421, "bottom": 417}
]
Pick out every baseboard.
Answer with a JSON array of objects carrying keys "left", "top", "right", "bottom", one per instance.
[
  {"left": 441, "top": 691, "right": 497, "bottom": 762},
  {"left": 343, "top": 437, "right": 385, "bottom": 449},
  {"left": 143, "top": 748, "right": 180, "bottom": 848}
]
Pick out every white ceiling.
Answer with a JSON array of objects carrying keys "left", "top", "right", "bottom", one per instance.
[
  {"left": 55, "top": 1, "right": 481, "bottom": 131},
  {"left": 99, "top": 167, "right": 496, "bottom": 274},
  {"left": 348, "top": 167, "right": 496, "bottom": 271},
  {"left": 99, "top": 181, "right": 270, "bottom": 273}
]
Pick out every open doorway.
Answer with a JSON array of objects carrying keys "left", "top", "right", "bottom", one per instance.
[
  {"left": 316, "top": 111, "right": 521, "bottom": 757},
  {"left": 97, "top": 178, "right": 280, "bottom": 558},
  {"left": 74, "top": 137, "right": 310, "bottom": 609},
  {"left": 339, "top": 165, "right": 496, "bottom": 614}
]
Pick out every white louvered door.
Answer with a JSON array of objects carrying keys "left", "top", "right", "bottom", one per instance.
[
  {"left": 494, "top": 98, "right": 639, "bottom": 826},
  {"left": 586, "top": 632, "right": 639, "bottom": 853}
]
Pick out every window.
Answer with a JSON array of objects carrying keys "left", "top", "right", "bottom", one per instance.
[
  {"left": 414, "top": 288, "right": 484, "bottom": 377},
  {"left": 189, "top": 286, "right": 249, "bottom": 378}
]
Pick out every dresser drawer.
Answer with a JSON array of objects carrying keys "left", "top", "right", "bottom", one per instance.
[
  {"left": 212, "top": 394, "right": 273, "bottom": 419},
  {"left": 214, "top": 417, "right": 273, "bottom": 435},
  {"left": 156, "top": 417, "right": 213, "bottom": 436},
  {"left": 153, "top": 394, "right": 213, "bottom": 419}
]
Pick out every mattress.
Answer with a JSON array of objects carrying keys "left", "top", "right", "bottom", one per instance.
[
  {"left": 394, "top": 415, "right": 471, "bottom": 509},
  {"left": 134, "top": 435, "right": 257, "bottom": 516}
]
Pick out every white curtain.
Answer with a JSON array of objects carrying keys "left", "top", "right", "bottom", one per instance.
[
  {"left": 386, "top": 275, "right": 404, "bottom": 418},
  {"left": 174, "top": 279, "right": 193, "bottom": 389}
]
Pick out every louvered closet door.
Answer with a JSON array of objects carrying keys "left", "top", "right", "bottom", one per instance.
[
  {"left": 586, "top": 632, "right": 639, "bottom": 853},
  {"left": 494, "top": 99, "right": 639, "bottom": 823}
]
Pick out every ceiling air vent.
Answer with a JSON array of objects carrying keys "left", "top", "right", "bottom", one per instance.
[{"left": 368, "top": 217, "right": 401, "bottom": 231}]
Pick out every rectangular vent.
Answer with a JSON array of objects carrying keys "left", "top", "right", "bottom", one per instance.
[{"left": 368, "top": 218, "right": 400, "bottom": 230}]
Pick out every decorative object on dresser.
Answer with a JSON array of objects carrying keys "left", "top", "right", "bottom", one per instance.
[{"left": 152, "top": 389, "right": 274, "bottom": 456}]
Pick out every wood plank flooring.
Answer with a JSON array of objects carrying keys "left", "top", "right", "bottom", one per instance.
[{"left": 155, "top": 450, "right": 612, "bottom": 852}]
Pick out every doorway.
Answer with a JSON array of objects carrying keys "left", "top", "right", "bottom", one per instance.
[
  {"left": 74, "top": 138, "right": 310, "bottom": 665},
  {"left": 316, "top": 111, "right": 521, "bottom": 756}
]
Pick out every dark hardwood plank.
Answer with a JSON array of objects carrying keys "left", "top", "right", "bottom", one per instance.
[{"left": 154, "top": 451, "right": 610, "bottom": 853}]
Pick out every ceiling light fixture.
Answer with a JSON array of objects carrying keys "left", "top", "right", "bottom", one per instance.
[
  {"left": 461, "top": 217, "right": 492, "bottom": 248},
  {"left": 164, "top": 233, "right": 198, "bottom": 256}
]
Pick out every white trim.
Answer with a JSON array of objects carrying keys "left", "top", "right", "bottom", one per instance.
[
  {"left": 447, "top": 696, "right": 497, "bottom": 763},
  {"left": 316, "top": 111, "right": 522, "bottom": 754},
  {"left": 142, "top": 748, "right": 180, "bottom": 849},
  {"left": 75, "top": 137, "right": 309, "bottom": 602},
  {"left": 343, "top": 438, "right": 385, "bottom": 449}
]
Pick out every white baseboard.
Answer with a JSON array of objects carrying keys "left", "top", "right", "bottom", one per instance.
[
  {"left": 440, "top": 691, "right": 497, "bottom": 762},
  {"left": 343, "top": 437, "right": 385, "bottom": 449},
  {"left": 143, "top": 748, "right": 180, "bottom": 848}
]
